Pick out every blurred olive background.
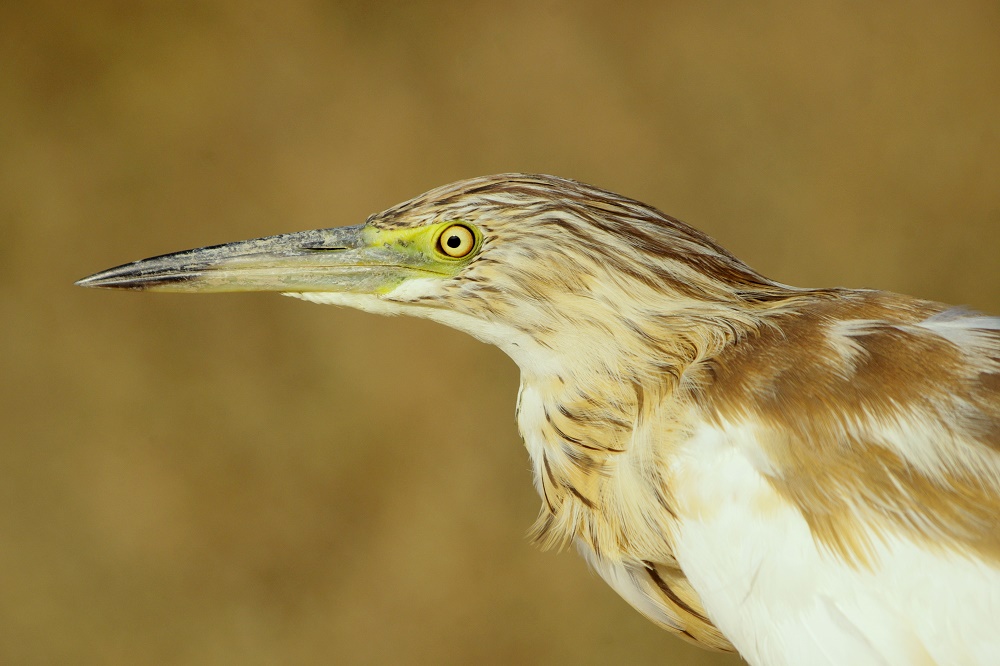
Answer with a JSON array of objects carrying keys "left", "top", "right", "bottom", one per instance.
[{"left": 2, "top": 1, "right": 999, "bottom": 664}]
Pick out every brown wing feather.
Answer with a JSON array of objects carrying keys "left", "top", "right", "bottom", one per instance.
[{"left": 700, "top": 291, "right": 1000, "bottom": 567}]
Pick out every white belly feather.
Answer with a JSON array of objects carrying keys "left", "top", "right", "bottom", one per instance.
[{"left": 670, "top": 421, "right": 1000, "bottom": 666}]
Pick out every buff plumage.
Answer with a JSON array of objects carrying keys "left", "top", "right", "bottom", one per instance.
[{"left": 79, "top": 174, "right": 1000, "bottom": 665}]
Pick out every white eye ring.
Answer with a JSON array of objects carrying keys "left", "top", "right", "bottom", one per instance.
[{"left": 438, "top": 224, "right": 476, "bottom": 258}]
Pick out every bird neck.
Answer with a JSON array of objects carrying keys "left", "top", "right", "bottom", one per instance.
[
  {"left": 513, "top": 298, "right": 772, "bottom": 554},
  {"left": 515, "top": 298, "right": 768, "bottom": 390}
]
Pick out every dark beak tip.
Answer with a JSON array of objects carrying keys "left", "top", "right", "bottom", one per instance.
[
  {"left": 75, "top": 273, "right": 107, "bottom": 289},
  {"left": 74, "top": 265, "right": 190, "bottom": 291},
  {"left": 75, "top": 267, "right": 129, "bottom": 289}
]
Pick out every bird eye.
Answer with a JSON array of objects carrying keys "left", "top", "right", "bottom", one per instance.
[{"left": 437, "top": 224, "right": 476, "bottom": 258}]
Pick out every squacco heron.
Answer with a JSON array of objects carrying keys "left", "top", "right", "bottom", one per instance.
[{"left": 78, "top": 174, "right": 1000, "bottom": 665}]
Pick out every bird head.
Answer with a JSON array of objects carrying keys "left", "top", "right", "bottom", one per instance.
[{"left": 78, "top": 174, "right": 780, "bottom": 377}]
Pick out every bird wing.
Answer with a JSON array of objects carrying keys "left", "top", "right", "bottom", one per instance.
[
  {"left": 668, "top": 294, "right": 1000, "bottom": 665},
  {"left": 699, "top": 297, "right": 1000, "bottom": 568}
]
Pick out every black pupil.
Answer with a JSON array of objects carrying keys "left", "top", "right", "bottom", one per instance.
[{"left": 446, "top": 234, "right": 461, "bottom": 248}]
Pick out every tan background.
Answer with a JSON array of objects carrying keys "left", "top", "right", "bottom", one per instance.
[{"left": 2, "top": 2, "right": 999, "bottom": 664}]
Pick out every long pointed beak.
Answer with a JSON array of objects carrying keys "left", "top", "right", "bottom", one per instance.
[{"left": 76, "top": 224, "right": 433, "bottom": 295}]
